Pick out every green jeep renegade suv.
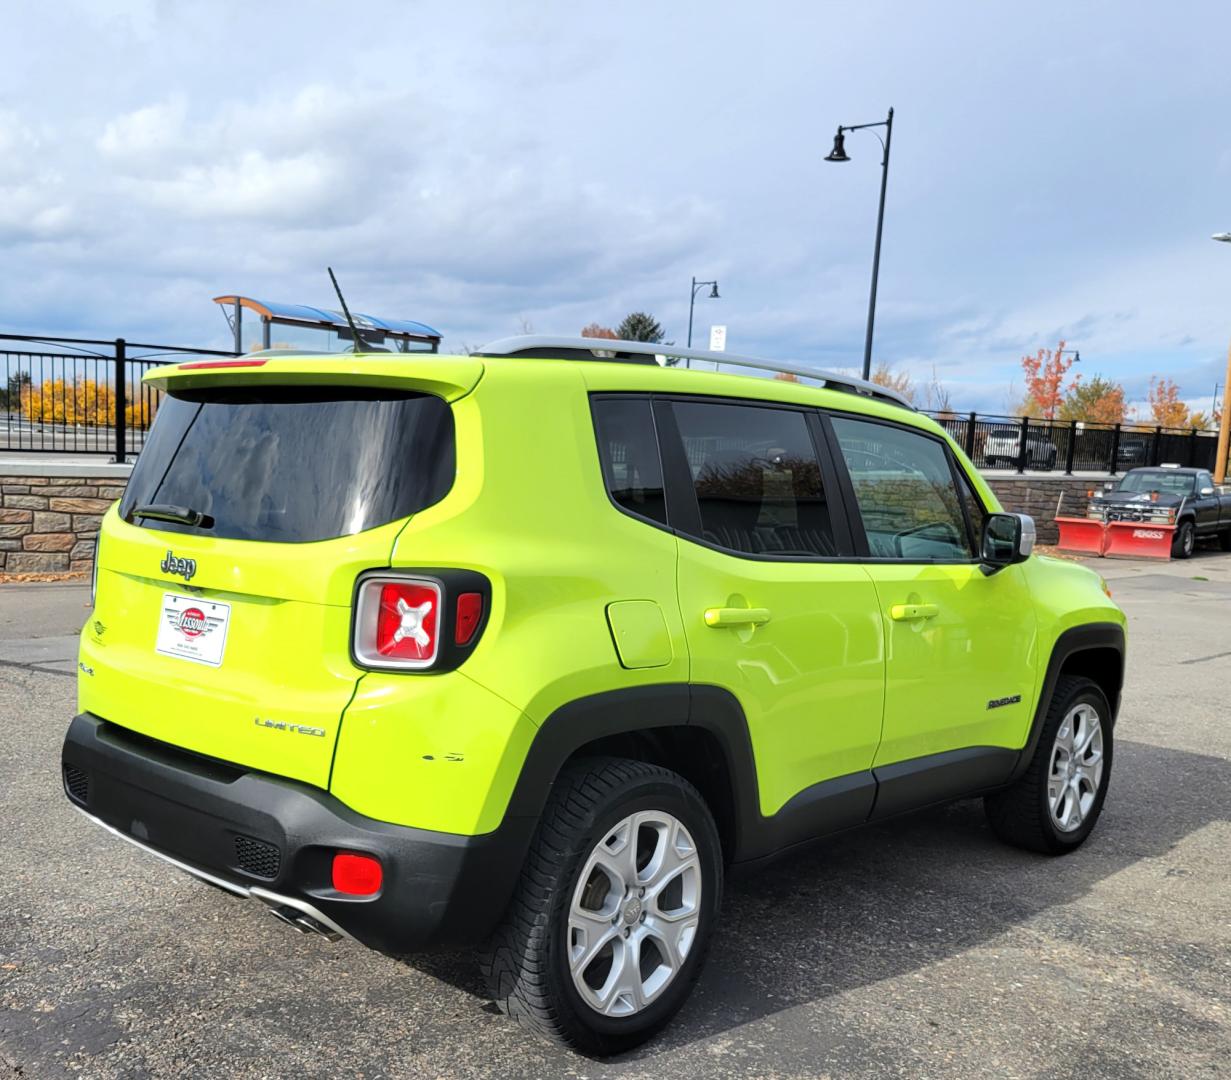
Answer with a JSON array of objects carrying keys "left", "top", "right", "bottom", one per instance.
[{"left": 62, "top": 336, "right": 1125, "bottom": 1053}]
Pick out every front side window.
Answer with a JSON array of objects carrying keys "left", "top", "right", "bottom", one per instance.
[
  {"left": 831, "top": 416, "right": 972, "bottom": 560},
  {"left": 670, "top": 400, "right": 838, "bottom": 557},
  {"left": 591, "top": 397, "right": 667, "bottom": 526}
]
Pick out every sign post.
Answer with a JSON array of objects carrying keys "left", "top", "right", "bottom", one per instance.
[{"left": 708, "top": 325, "right": 727, "bottom": 370}]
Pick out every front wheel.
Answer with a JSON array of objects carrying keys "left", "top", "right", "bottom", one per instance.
[
  {"left": 480, "top": 758, "right": 723, "bottom": 1055},
  {"left": 1172, "top": 520, "right": 1195, "bottom": 559},
  {"left": 985, "top": 676, "right": 1113, "bottom": 854}
]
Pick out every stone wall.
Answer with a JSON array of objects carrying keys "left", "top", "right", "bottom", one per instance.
[
  {"left": 0, "top": 464, "right": 131, "bottom": 575},
  {"left": 984, "top": 474, "right": 1107, "bottom": 544}
]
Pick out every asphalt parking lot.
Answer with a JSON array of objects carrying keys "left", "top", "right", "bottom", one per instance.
[{"left": 1, "top": 556, "right": 1228, "bottom": 1079}]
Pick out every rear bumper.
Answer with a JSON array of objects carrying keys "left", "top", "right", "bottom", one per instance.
[{"left": 61, "top": 713, "right": 534, "bottom": 954}]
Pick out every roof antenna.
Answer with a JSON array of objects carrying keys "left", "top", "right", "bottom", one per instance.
[{"left": 327, "top": 266, "right": 368, "bottom": 353}]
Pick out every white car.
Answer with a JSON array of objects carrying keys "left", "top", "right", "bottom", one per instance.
[{"left": 984, "top": 426, "right": 1058, "bottom": 469}]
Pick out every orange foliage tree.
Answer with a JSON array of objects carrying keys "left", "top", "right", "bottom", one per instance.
[
  {"left": 19, "top": 378, "right": 156, "bottom": 430},
  {"left": 581, "top": 323, "right": 617, "bottom": 339},
  {"left": 1020, "top": 340, "right": 1078, "bottom": 419},
  {"left": 1147, "top": 377, "right": 1190, "bottom": 428},
  {"left": 869, "top": 361, "right": 916, "bottom": 405},
  {"left": 1058, "top": 376, "right": 1127, "bottom": 424}
]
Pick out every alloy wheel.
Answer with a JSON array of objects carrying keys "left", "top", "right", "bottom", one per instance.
[
  {"left": 1048, "top": 702, "right": 1105, "bottom": 832},
  {"left": 567, "top": 811, "right": 702, "bottom": 1017}
]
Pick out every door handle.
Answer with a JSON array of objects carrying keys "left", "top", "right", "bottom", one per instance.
[
  {"left": 704, "top": 607, "right": 772, "bottom": 628},
  {"left": 890, "top": 603, "right": 940, "bottom": 621}
]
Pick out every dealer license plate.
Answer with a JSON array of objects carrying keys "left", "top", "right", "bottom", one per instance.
[{"left": 155, "top": 593, "right": 231, "bottom": 667}]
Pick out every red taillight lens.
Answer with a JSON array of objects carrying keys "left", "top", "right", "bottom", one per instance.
[
  {"left": 455, "top": 592, "right": 483, "bottom": 645},
  {"left": 332, "top": 851, "right": 383, "bottom": 896},
  {"left": 354, "top": 577, "right": 441, "bottom": 669}
]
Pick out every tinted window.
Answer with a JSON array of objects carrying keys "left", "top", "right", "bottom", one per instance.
[
  {"left": 119, "top": 387, "right": 455, "bottom": 543},
  {"left": 671, "top": 400, "right": 837, "bottom": 557},
  {"left": 831, "top": 417, "right": 972, "bottom": 560},
  {"left": 591, "top": 397, "right": 667, "bottom": 526}
]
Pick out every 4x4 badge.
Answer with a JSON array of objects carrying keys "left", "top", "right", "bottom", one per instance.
[{"left": 160, "top": 550, "right": 197, "bottom": 581}]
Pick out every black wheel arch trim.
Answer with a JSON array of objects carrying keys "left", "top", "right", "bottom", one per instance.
[{"left": 1008, "top": 621, "right": 1125, "bottom": 783}]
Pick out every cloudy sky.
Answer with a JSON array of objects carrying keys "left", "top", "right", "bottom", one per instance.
[{"left": 2, "top": 1, "right": 1229, "bottom": 411}]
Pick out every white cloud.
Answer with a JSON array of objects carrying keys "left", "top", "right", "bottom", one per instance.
[
  {"left": 135, "top": 150, "right": 348, "bottom": 221},
  {"left": 97, "top": 98, "right": 187, "bottom": 160}
]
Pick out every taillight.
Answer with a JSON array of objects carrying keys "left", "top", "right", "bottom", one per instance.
[
  {"left": 353, "top": 577, "right": 441, "bottom": 670},
  {"left": 332, "top": 851, "right": 383, "bottom": 896}
]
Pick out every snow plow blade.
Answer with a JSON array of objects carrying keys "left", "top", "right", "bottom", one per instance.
[
  {"left": 1103, "top": 521, "right": 1174, "bottom": 559},
  {"left": 1055, "top": 516, "right": 1108, "bottom": 556}
]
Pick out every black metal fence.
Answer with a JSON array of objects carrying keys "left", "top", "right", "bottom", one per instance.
[
  {"left": 1, "top": 335, "right": 1223, "bottom": 475},
  {"left": 922, "top": 410, "right": 1221, "bottom": 475},
  {"left": 0, "top": 334, "right": 237, "bottom": 461}
]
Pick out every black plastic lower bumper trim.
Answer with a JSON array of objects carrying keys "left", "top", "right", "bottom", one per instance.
[{"left": 61, "top": 713, "right": 533, "bottom": 954}]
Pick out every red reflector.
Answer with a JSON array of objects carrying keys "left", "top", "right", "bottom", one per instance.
[
  {"left": 177, "top": 359, "right": 268, "bottom": 370},
  {"left": 375, "top": 581, "right": 439, "bottom": 663},
  {"left": 332, "top": 852, "right": 383, "bottom": 896},
  {"left": 455, "top": 592, "right": 483, "bottom": 645}
]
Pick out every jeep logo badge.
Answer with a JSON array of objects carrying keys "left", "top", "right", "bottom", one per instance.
[{"left": 160, "top": 550, "right": 197, "bottom": 581}]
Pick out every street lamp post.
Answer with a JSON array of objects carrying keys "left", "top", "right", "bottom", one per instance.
[
  {"left": 687, "top": 277, "right": 720, "bottom": 349},
  {"left": 826, "top": 106, "right": 894, "bottom": 381},
  {"left": 1214, "top": 233, "right": 1231, "bottom": 484}
]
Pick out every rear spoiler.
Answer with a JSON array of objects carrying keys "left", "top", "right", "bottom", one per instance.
[{"left": 143, "top": 355, "right": 484, "bottom": 402}]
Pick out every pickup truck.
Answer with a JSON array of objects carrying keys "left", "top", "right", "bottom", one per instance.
[{"left": 1088, "top": 466, "right": 1231, "bottom": 558}]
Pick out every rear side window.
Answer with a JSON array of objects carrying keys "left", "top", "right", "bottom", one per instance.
[
  {"left": 830, "top": 416, "right": 973, "bottom": 560},
  {"left": 119, "top": 387, "right": 455, "bottom": 543},
  {"left": 591, "top": 398, "right": 667, "bottom": 526},
  {"left": 670, "top": 400, "right": 838, "bottom": 557}
]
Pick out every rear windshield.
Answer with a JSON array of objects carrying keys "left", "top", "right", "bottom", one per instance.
[{"left": 119, "top": 387, "right": 455, "bottom": 542}]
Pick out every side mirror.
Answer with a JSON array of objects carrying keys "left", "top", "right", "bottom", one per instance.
[
  {"left": 981, "top": 512, "right": 1035, "bottom": 574},
  {"left": 1201, "top": 486, "right": 1214, "bottom": 496}
]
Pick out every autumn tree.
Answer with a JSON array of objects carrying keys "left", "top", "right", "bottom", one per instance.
[
  {"left": 869, "top": 361, "right": 916, "bottom": 405},
  {"left": 615, "top": 312, "right": 665, "bottom": 343},
  {"left": 1147, "top": 377, "right": 1190, "bottom": 428},
  {"left": 1058, "top": 376, "right": 1127, "bottom": 425},
  {"left": 1021, "top": 340, "right": 1078, "bottom": 419},
  {"left": 580, "top": 323, "right": 617, "bottom": 339}
]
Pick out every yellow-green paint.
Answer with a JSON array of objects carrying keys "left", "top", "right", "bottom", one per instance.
[
  {"left": 84, "top": 351, "right": 1124, "bottom": 838},
  {"left": 606, "top": 601, "right": 673, "bottom": 669}
]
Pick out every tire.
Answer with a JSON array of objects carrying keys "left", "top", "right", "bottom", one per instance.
[
  {"left": 1218, "top": 528, "right": 1231, "bottom": 552},
  {"left": 984, "top": 676, "right": 1113, "bottom": 855},
  {"left": 1172, "top": 520, "right": 1196, "bottom": 559},
  {"left": 479, "top": 757, "right": 723, "bottom": 1055}
]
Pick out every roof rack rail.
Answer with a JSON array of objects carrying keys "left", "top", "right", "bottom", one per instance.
[{"left": 475, "top": 335, "right": 914, "bottom": 410}]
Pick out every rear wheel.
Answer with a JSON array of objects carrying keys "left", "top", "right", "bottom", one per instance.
[
  {"left": 985, "top": 676, "right": 1113, "bottom": 854},
  {"left": 1172, "top": 520, "right": 1196, "bottom": 559},
  {"left": 1218, "top": 528, "right": 1231, "bottom": 552},
  {"left": 480, "top": 758, "right": 722, "bottom": 1055}
]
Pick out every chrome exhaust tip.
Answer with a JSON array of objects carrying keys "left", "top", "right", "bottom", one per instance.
[
  {"left": 267, "top": 902, "right": 342, "bottom": 941},
  {"left": 269, "top": 904, "right": 313, "bottom": 934}
]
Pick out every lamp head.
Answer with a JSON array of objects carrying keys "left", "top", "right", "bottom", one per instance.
[
  {"left": 709, "top": 282, "right": 720, "bottom": 299},
  {"left": 1213, "top": 232, "right": 1231, "bottom": 243},
  {"left": 825, "top": 129, "right": 850, "bottom": 162}
]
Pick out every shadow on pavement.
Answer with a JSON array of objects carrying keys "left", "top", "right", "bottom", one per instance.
[{"left": 405, "top": 738, "right": 1229, "bottom": 1061}]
